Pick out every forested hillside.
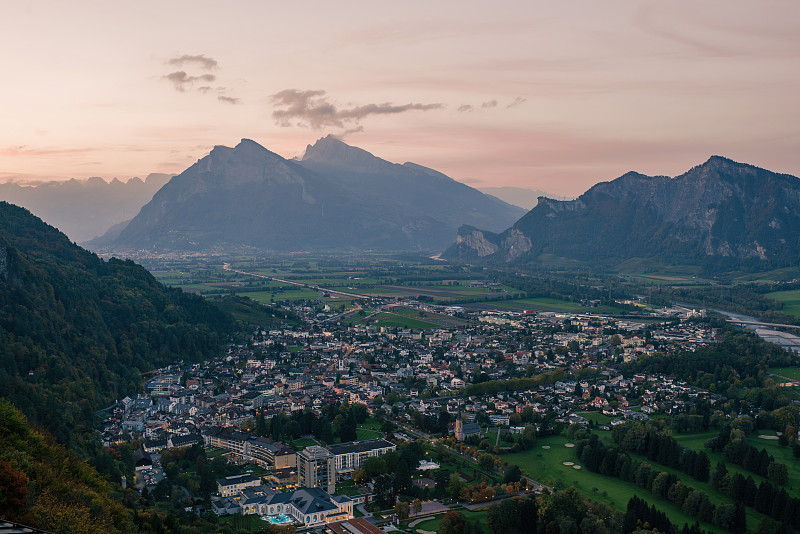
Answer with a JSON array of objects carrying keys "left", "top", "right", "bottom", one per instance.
[
  {"left": 0, "top": 201, "right": 232, "bottom": 452},
  {"left": 0, "top": 400, "right": 136, "bottom": 534}
]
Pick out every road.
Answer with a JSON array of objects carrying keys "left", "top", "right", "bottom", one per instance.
[
  {"left": 222, "top": 263, "right": 366, "bottom": 300},
  {"left": 726, "top": 318, "right": 800, "bottom": 331}
]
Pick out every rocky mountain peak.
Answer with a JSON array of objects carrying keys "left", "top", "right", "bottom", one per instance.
[{"left": 301, "top": 135, "right": 396, "bottom": 175}]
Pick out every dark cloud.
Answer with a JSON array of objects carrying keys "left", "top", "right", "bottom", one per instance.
[
  {"left": 458, "top": 104, "right": 474, "bottom": 113},
  {"left": 507, "top": 97, "right": 527, "bottom": 108},
  {"left": 166, "top": 54, "right": 218, "bottom": 70},
  {"left": 481, "top": 100, "right": 498, "bottom": 109},
  {"left": 163, "top": 71, "right": 216, "bottom": 92},
  {"left": 218, "top": 95, "right": 240, "bottom": 105},
  {"left": 271, "top": 89, "right": 444, "bottom": 129}
]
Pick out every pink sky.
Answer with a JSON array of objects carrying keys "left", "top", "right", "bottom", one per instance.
[{"left": 1, "top": 1, "right": 798, "bottom": 197}]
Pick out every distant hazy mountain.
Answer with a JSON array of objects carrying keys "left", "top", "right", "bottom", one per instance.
[
  {"left": 477, "top": 186, "right": 559, "bottom": 210},
  {"left": 445, "top": 156, "right": 800, "bottom": 272},
  {"left": 104, "top": 137, "right": 523, "bottom": 253},
  {"left": 297, "top": 136, "right": 523, "bottom": 234},
  {"left": 0, "top": 173, "right": 170, "bottom": 242}
]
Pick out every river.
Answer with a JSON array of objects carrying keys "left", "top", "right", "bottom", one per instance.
[{"left": 710, "top": 308, "right": 800, "bottom": 354}]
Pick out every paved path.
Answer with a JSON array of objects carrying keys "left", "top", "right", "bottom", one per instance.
[
  {"left": 408, "top": 517, "right": 432, "bottom": 528},
  {"left": 415, "top": 500, "right": 449, "bottom": 516}
]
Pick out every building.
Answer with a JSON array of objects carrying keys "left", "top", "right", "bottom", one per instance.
[
  {"left": 325, "top": 517, "right": 384, "bottom": 534},
  {"left": 134, "top": 448, "right": 153, "bottom": 471},
  {"left": 203, "top": 427, "right": 296, "bottom": 469},
  {"left": 326, "top": 438, "right": 396, "bottom": 477},
  {"left": 217, "top": 473, "right": 261, "bottom": 498},
  {"left": 146, "top": 375, "right": 180, "bottom": 395},
  {"left": 167, "top": 433, "right": 201, "bottom": 449},
  {"left": 298, "top": 446, "right": 335, "bottom": 494},
  {"left": 237, "top": 486, "right": 353, "bottom": 527},
  {"left": 247, "top": 436, "right": 297, "bottom": 470},
  {"left": 454, "top": 418, "right": 482, "bottom": 441}
]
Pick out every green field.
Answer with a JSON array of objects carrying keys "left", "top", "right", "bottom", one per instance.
[
  {"left": 356, "top": 428, "right": 383, "bottom": 440},
  {"left": 408, "top": 508, "right": 489, "bottom": 534},
  {"left": 577, "top": 412, "right": 615, "bottom": 425},
  {"left": 291, "top": 438, "right": 318, "bottom": 449},
  {"left": 769, "top": 366, "right": 800, "bottom": 381},
  {"left": 245, "top": 289, "right": 323, "bottom": 302},
  {"left": 503, "top": 434, "right": 723, "bottom": 532},
  {"left": 360, "top": 417, "right": 383, "bottom": 431},
  {"left": 766, "top": 289, "right": 800, "bottom": 318}
]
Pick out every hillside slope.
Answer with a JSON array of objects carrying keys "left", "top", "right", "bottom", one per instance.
[{"left": 0, "top": 201, "right": 231, "bottom": 448}]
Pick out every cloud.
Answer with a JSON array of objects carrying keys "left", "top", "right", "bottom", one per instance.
[
  {"left": 163, "top": 71, "right": 216, "bottom": 92},
  {"left": 166, "top": 54, "right": 218, "bottom": 70},
  {"left": 458, "top": 104, "right": 474, "bottom": 113},
  {"left": 481, "top": 100, "right": 498, "bottom": 109},
  {"left": 0, "top": 145, "right": 93, "bottom": 157},
  {"left": 270, "top": 89, "right": 444, "bottom": 129},
  {"left": 507, "top": 97, "right": 527, "bottom": 108},
  {"left": 218, "top": 95, "right": 240, "bottom": 105}
]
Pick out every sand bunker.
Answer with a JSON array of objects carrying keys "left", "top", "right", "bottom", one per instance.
[{"left": 564, "top": 443, "right": 575, "bottom": 448}]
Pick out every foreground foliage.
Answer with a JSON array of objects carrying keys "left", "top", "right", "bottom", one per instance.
[{"left": 0, "top": 400, "right": 135, "bottom": 533}]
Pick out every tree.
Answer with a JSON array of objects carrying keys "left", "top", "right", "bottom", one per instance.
[
  {"left": 412, "top": 498, "right": 423, "bottom": 516},
  {"left": 487, "top": 503, "right": 504, "bottom": 534},
  {"left": 439, "top": 511, "right": 466, "bottom": 534},
  {"left": 374, "top": 474, "right": 392, "bottom": 505},
  {"left": 520, "top": 424, "right": 537, "bottom": 450},
  {"left": 393, "top": 457, "right": 413, "bottom": 494},
  {"left": 353, "top": 468, "right": 370, "bottom": 484},
  {"left": 504, "top": 464, "right": 522, "bottom": 484},
  {"left": 395, "top": 501, "right": 410, "bottom": 520},
  {"left": 516, "top": 496, "right": 538, "bottom": 534},
  {"left": 0, "top": 459, "right": 27, "bottom": 522},
  {"left": 768, "top": 461, "right": 789, "bottom": 486},
  {"left": 479, "top": 453, "right": 495, "bottom": 472},
  {"left": 447, "top": 474, "right": 465, "bottom": 500}
]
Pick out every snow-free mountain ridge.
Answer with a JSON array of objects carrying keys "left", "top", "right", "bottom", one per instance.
[
  {"left": 103, "top": 137, "right": 523, "bottom": 252},
  {"left": 444, "top": 156, "right": 800, "bottom": 273}
]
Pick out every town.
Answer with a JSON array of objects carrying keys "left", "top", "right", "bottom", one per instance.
[{"left": 96, "top": 297, "right": 727, "bottom": 533}]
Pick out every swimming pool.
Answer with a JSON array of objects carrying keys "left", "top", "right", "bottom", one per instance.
[{"left": 264, "top": 513, "right": 294, "bottom": 525}]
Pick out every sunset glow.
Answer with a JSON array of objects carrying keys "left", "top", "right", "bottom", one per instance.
[{"left": 1, "top": 1, "right": 798, "bottom": 196}]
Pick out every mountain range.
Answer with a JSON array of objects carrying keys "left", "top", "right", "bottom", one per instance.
[
  {"left": 444, "top": 156, "right": 800, "bottom": 272},
  {"left": 0, "top": 173, "right": 170, "bottom": 242},
  {"left": 96, "top": 136, "right": 524, "bottom": 253}
]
